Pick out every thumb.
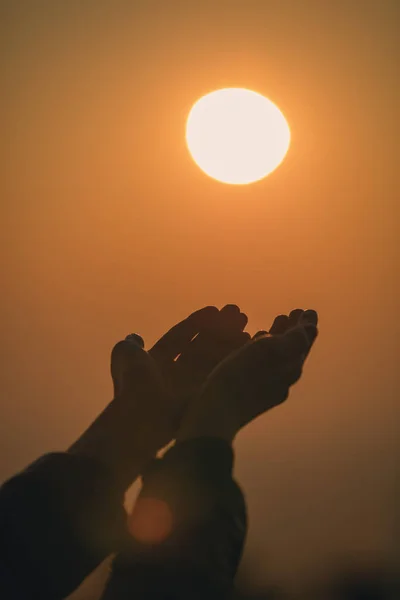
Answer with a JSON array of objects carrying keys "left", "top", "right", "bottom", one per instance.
[{"left": 111, "top": 336, "right": 158, "bottom": 398}]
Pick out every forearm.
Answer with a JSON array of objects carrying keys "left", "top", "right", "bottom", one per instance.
[
  {"left": 68, "top": 386, "right": 174, "bottom": 491},
  {"left": 0, "top": 452, "right": 126, "bottom": 600},
  {"left": 0, "top": 392, "right": 170, "bottom": 599},
  {"left": 0, "top": 379, "right": 173, "bottom": 599}
]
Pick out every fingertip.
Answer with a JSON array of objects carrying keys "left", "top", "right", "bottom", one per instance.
[
  {"left": 269, "top": 314, "right": 289, "bottom": 335},
  {"left": 301, "top": 309, "right": 318, "bottom": 326},
  {"left": 111, "top": 339, "right": 151, "bottom": 385},
  {"left": 125, "top": 333, "right": 145, "bottom": 349},
  {"left": 196, "top": 305, "right": 220, "bottom": 317},
  {"left": 288, "top": 309, "right": 304, "bottom": 326},
  {"left": 253, "top": 330, "right": 268, "bottom": 339},
  {"left": 289, "top": 308, "right": 304, "bottom": 317},
  {"left": 219, "top": 304, "right": 248, "bottom": 334},
  {"left": 188, "top": 305, "right": 219, "bottom": 326},
  {"left": 112, "top": 338, "right": 147, "bottom": 359},
  {"left": 220, "top": 304, "right": 241, "bottom": 314},
  {"left": 202, "top": 305, "right": 220, "bottom": 314},
  {"left": 111, "top": 340, "right": 126, "bottom": 357}
]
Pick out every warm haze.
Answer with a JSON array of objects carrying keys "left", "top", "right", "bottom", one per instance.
[{"left": 1, "top": 1, "right": 399, "bottom": 598}]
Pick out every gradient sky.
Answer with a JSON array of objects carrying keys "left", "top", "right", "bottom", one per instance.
[{"left": 1, "top": 1, "right": 399, "bottom": 597}]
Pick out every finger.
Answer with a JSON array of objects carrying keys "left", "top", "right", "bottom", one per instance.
[
  {"left": 176, "top": 329, "right": 251, "bottom": 379},
  {"left": 239, "top": 331, "right": 251, "bottom": 343},
  {"left": 125, "top": 333, "right": 145, "bottom": 349},
  {"left": 110, "top": 340, "right": 154, "bottom": 397},
  {"left": 149, "top": 306, "right": 219, "bottom": 362},
  {"left": 288, "top": 309, "right": 304, "bottom": 329},
  {"left": 300, "top": 309, "right": 318, "bottom": 327},
  {"left": 220, "top": 304, "right": 240, "bottom": 315},
  {"left": 269, "top": 314, "right": 289, "bottom": 335},
  {"left": 220, "top": 304, "right": 248, "bottom": 333},
  {"left": 238, "top": 312, "right": 248, "bottom": 331},
  {"left": 253, "top": 330, "right": 269, "bottom": 340},
  {"left": 278, "top": 324, "right": 318, "bottom": 360},
  {"left": 111, "top": 339, "right": 149, "bottom": 368}
]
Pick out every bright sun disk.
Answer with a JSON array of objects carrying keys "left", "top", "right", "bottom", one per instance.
[{"left": 185, "top": 88, "right": 291, "bottom": 185}]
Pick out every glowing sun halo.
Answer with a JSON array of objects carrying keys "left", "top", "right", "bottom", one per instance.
[{"left": 186, "top": 88, "right": 291, "bottom": 185}]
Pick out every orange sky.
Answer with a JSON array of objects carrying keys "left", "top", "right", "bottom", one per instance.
[{"left": 1, "top": 1, "right": 399, "bottom": 596}]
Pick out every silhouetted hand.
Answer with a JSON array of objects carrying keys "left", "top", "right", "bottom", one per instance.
[
  {"left": 177, "top": 309, "right": 318, "bottom": 442},
  {"left": 110, "top": 304, "right": 250, "bottom": 431},
  {"left": 69, "top": 305, "right": 250, "bottom": 487}
]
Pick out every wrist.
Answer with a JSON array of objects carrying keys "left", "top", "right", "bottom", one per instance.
[
  {"left": 176, "top": 388, "right": 240, "bottom": 444},
  {"left": 69, "top": 391, "right": 174, "bottom": 489}
]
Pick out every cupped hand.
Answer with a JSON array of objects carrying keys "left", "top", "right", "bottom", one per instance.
[
  {"left": 178, "top": 309, "right": 319, "bottom": 442},
  {"left": 110, "top": 305, "right": 250, "bottom": 431},
  {"left": 69, "top": 305, "right": 250, "bottom": 487}
]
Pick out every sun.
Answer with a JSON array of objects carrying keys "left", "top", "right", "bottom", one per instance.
[{"left": 185, "top": 88, "right": 291, "bottom": 185}]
